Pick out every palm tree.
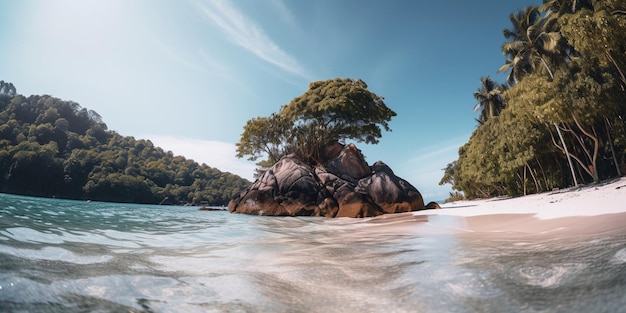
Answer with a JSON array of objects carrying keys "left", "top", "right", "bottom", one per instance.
[
  {"left": 498, "top": 6, "right": 561, "bottom": 85},
  {"left": 541, "top": 0, "right": 593, "bottom": 16},
  {"left": 499, "top": 5, "right": 580, "bottom": 186},
  {"left": 473, "top": 76, "right": 506, "bottom": 125}
]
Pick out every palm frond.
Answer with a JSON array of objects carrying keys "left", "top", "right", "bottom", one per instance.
[
  {"left": 539, "top": 31, "right": 561, "bottom": 51},
  {"left": 498, "top": 60, "right": 513, "bottom": 73}
]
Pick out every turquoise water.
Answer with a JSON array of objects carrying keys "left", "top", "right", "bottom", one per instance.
[{"left": 1, "top": 193, "right": 625, "bottom": 312}]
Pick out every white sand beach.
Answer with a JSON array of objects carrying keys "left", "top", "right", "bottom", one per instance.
[
  {"left": 430, "top": 177, "right": 626, "bottom": 219},
  {"left": 366, "top": 178, "right": 626, "bottom": 236},
  {"left": 418, "top": 178, "right": 626, "bottom": 235}
]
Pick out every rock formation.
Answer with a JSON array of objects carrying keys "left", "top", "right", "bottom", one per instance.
[{"left": 228, "top": 143, "right": 431, "bottom": 218}]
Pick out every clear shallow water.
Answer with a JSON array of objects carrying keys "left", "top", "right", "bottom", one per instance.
[{"left": 0, "top": 193, "right": 625, "bottom": 313}]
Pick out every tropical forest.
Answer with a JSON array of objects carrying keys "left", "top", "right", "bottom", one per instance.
[
  {"left": 440, "top": 0, "right": 626, "bottom": 199},
  {"left": 0, "top": 80, "right": 249, "bottom": 205}
]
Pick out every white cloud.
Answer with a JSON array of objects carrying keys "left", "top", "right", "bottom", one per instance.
[
  {"left": 194, "top": 0, "right": 308, "bottom": 78},
  {"left": 142, "top": 135, "right": 256, "bottom": 181}
]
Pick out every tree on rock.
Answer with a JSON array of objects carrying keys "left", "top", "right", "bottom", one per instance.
[
  {"left": 235, "top": 112, "right": 292, "bottom": 171},
  {"left": 236, "top": 78, "right": 396, "bottom": 171}
]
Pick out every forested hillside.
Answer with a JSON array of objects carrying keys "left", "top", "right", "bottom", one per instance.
[
  {"left": 440, "top": 0, "right": 626, "bottom": 199},
  {"left": 0, "top": 81, "right": 249, "bottom": 205}
]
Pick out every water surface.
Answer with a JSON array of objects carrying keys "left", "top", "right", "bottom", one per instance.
[{"left": 1, "top": 193, "right": 625, "bottom": 312}]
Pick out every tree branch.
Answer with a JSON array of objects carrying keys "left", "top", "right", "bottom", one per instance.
[
  {"left": 571, "top": 114, "right": 599, "bottom": 169},
  {"left": 606, "top": 50, "right": 626, "bottom": 91}
]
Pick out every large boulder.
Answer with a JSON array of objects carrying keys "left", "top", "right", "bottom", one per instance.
[
  {"left": 316, "top": 167, "right": 383, "bottom": 218},
  {"left": 355, "top": 161, "right": 425, "bottom": 214},
  {"left": 228, "top": 143, "right": 427, "bottom": 218},
  {"left": 227, "top": 155, "right": 323, "bottom": 216},
  {"left": 324, "top": 143, "right": 371, "bottom": 183}
]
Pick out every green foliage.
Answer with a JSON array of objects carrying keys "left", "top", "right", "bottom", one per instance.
[
  {"left": 236, "top": 113, "right": 291, "bottom": 165},
  {"left": 499, "top": 6, "right": 562, "bottom": 84},
  {"left": 443, "top": 0, "right": 626, "bottom": 197},
  {"left": 0, "top": 80, "right": 16, "bottom": 97},
  {"left": 0, "top": 89, "right": 250, "bottom": 205},
  {"left": 438, "top": 161, "right": 456, "bottom": 186},
  {"left": 473, "top": 76, "right": 507, "bottom": 124},
  {"left": 443, "top": 191, "right": 465, "bottom": 204},
  {"left": 237, "top": 78, "right": 395, "bottom": 168}
]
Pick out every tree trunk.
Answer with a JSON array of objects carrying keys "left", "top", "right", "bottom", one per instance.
[
  {"left": 554, "top": 123, "right": 578, "bottom": 187},
  {"left": 527, "top": 163, "right": 540, "bottom": 193},
  {"left": 605, "top": 116, "right": 622, "bottom": 177},
  {"left": 571, "top": 115, "right": 600, "bottom": 183},
  {"left": 558, "top": 120, "right": 599, "bottom": 183},
  {"left": 539, "top": 55, "right": 554, "bottom": 80},
  {"left": 523, "top": 166, "right": 527, "bottom": 196},
  {"left": 606, "top": 51, "right": 626, "bottom": 91},
  {"left": 536, "top": 156, "right": 550, "bottom": 191}
]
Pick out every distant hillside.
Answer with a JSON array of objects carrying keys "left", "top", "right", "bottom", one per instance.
[{"left": 0, "top": 83, "right": 250, "bottom": 205}]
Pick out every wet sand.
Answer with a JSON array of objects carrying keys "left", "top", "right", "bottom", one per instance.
[{"left": 451, "top": 212, "right": 626, "bottom": 236}]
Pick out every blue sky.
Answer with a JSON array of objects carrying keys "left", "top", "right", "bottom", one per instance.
[{"left": 0, "top": 0, "right": 539, "bottom": 202}]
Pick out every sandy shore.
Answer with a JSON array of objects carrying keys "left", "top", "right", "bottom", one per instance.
[
  {"left": 424, "top": 178, "right": 626, "bottom": 235},
  {"left": 366, "top": 178, "right": 626, "bottom": 236},
  {"left": 430, "top": 177, "right": 626, "bottom": 219}
]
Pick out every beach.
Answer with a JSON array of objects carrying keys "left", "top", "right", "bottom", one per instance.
[
  {"left": 362, "top": 178, "right": 626, "bottom": 237},
  {"left": 433, "top": 178, "right": 626, "bottom": 232},
  {"left": 432, "top": 178, "right": 626, "bottom": 219}
]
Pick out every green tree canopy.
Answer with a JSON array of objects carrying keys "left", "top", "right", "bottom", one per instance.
[
  {"left": 0, "top": 83, "right": 250, "bottom": 205},
  {"left": 442, "top": 0, "right": 626, "bottom": 200},
  {"left": 237, "top": 78, "right": 396, "bottom": 168},
  {"left": 0, "top": 80, "right": 16, "bottom": 97},
  {"left": 498, "top": 5, "right": 562, "bottom": 84}
]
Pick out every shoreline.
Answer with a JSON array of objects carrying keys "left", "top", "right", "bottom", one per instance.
[
  {"left": 426, "top": 177, "right": 626, "bottom": 219},
  {"left": 365, "top": 178, "right": 626, "bottom": 237}
]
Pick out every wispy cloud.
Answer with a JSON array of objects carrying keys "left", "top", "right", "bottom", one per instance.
[
  {"left": 397, "top": 135, "right": 469, "bottom": 201},
  {"left": 407, "top": 134, "right": 469, "bottom": 165},
  {"left": 195, "top": 0, "right": 308, "bottom": 78},
  {"left": 408, "top": 143, "right": 460, "bottom": 165}
]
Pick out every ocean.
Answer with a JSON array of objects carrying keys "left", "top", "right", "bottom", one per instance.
[{"left": 1, "top": 193, "right": 625, "bottom": 312}]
